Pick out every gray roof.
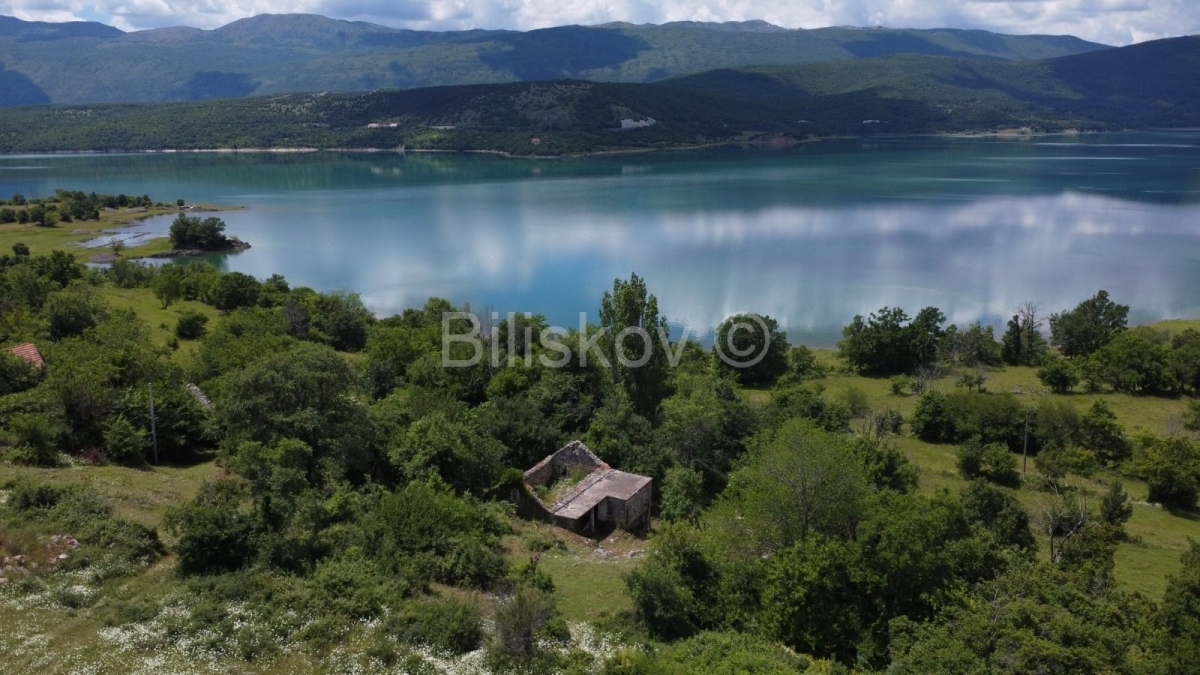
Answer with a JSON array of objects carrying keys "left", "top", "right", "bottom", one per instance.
[{"left": 550, "top": 467, "right": 652, "bottom": 521}]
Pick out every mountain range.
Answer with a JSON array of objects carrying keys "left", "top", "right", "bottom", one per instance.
[
  {"left": 0, "top": 13, "right": 1108, "bottom": 106},
  {"left": 0, "top": 33, "right": 1195, "bottom": 155}
]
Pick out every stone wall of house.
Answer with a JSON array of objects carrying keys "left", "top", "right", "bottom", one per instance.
[
  {"left": 523, "top": 455, "right": 557, "bottom": 487},
  {"left": 619, "top": 482, "right": 652, "bottom": 531},
  {"left": 523, "top": 440, "right": 604, "bottom": 487}
]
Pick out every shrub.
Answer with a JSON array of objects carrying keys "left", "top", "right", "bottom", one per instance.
[
  {"left": 604, "top": 631, "right": 811, "bottom": 674},
  {"left": 5, "top": 412, "right": 62, "bottom": 466},
  {"left": 164, "top": 480, "right": 258, "bottom": 575},
  {"left": 1034, "top": 444, "right": 1099, "bottom": 484},
  {"left": 492, "top": 586, "right": 556, "bottom": 662},
  {"left": 959, "top": 480, "right": 1036, "bottom": 552},
  {"left": 957, "top": 438, "right": 1020, "bottom": 487},
  {"left": 890, "top": 375, "right": 912, "bottom": 396},
  {"left": 308, "top": 552, "right": 392, "bottom": 619},
  {"left": 102, "top": 413, "right": 149, "bottom": 465},
  {"left": 1099, "top": 480, "right": 1134, "bottom": 529},
  {"left": 175, "top": 309, "right": 210, "bottom": 339},
  {"left": 1078, "top": 400, "right": 1130, "bottom": 465},
  {"left": 523, "top": 530, "right": 567, "bottom": 553},
  {"left": 945, "top": 391, "right": 1024, "bottom": 450},
  {"left": 911, "top": 390, "right": 957, "bottom": 443},
  {"left": 1038, "top": 356, "right": 1079, "bottom": 393},
  {"left": 358, "top": 482, "right": 508, "bottom": 588},
  {"left": 787, "top": 345, "right": 826, "bottom": 380},
  {"left": 660, "top": 467, "right": 705, "bottom": 524},
  {"left": 838, "top": 386, "right": 870, "bottom": 418},
  {"left": 384, "top": 597, "right": 484, "bottom": 656},
  {"left": 1134, "top": 435, "right": 1200, "bottom": 510}
]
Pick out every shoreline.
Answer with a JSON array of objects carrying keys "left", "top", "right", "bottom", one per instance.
[{"left": 0, "top": 128, "right": 1134, "bottom": 160}]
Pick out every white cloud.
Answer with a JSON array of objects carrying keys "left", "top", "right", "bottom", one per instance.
[{"left": 0, "top": 0, "right": 1195, "bottom": 44}]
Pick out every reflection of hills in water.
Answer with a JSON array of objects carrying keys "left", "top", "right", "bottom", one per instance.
[
  {"left": 3, "top": 132, "right": 1199, "bottom": 344},
  {"left": 4, "top": 132, "right": 1197, "bottom": 206}
]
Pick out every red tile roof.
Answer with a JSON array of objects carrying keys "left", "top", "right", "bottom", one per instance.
[{"left": 9, "top": 342, "right": 43, "bottom": 368}]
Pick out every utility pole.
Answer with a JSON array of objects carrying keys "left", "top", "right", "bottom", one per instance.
[{"left": 149, "top": 382, "right": 159, "bottom": 465}]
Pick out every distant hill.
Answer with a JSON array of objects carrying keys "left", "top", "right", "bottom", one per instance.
[
  {"left": 0, "top": 13, "right": 1108, "bottom": 105},
  {"left": 0, "top": 35, "right": 1193, "bottom": 155}
]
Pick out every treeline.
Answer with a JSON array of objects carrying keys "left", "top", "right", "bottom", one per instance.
[
  {"left": 3, "top": 243, "right": 1200, "bottom": 670},
  {"left": 0, "top": 189, "right": 165, "bottom": 225}
]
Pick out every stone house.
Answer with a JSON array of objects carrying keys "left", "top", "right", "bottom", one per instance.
[{"left": 524, "top": 441, "right": 651, "bottom": 534}]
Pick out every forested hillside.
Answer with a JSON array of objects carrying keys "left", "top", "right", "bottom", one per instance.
[
  {"left": 0, "top": 13, "right": 1106, "bottom": 106},
  {"left": 0, "top": 35, "right": 1194, "bottom": 154}
]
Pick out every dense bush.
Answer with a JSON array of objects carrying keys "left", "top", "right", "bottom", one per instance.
[
  {"left": 957, "top": 438, "right": 1020, "bottom": 487},
  {"left": 1134, "top": 435, "right": 1200, "bottom": 510},
  {"left": 164, "top": 480, "right": 258, "bottom": 575},
  {"left": 1037, "top": 355, "right": 1079, "bottom": 393},
  {"left": 910, "top": 389, "right": 957, "bottom": 443},
  {"left": 382, "top": 596, "right": 484, "bottom": 656},
  {"left": 175, "top": 309, "right": 209, "bottom": 339}
]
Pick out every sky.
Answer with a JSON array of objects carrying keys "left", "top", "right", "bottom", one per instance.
[{"left": 1, "top": 0, "right": 1195, "bottom": 46}]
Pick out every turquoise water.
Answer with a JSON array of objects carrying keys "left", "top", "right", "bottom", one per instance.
[{"left": 3, "top": 132, "right": 1200, "bottom": 345}]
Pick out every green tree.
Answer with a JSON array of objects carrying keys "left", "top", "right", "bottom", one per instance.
[
  {"left": 163, "top": 479, "right": 257, "bottom": 575},
  {"left": 1000, "top": 302, "right": 1048, "bottom": 366},
  {"left": 1158, "top": 542, "right": 1200, "bottom": 674},
  {"left": 309, "top": 291, "right": 374, "bottom": 352},
  {"left": 660, "top": 467, "right": 705, "bottom": 524},
  {"left": 38, "top": 249, "right": 83, "bottom": 288},
  {"left": 151, "top": 265, "right": 183, "bottom": 308},
  {"left": 1078, "top": 400, "right": 1130, "bottom": 465},
  {"left": 957, "top": 438, "right": 1020, "bottom": 487},
  {"left": 599, "top": 273, "right": 670, "bottom": 417},
  {"left": 890, "top": 562, "right": 1162, "bottom": 674},
  {"left": 839, "top": 306, "right": 946, "bottom": 375},
  {"left": 215, "top": 343, "right": 377, "bottom": 484},
  {"left": 1087, "top": 327, "right": 1177, "bottom": 395},
  {"left": 712, "top": 313, "right": 790, "bottom": 385},
  {"left": 388, "top": 411, "right": 507, "bottom": 496},
  {"left": 910, "top": 389, "right": 957, "bottom": 443},
  {"left": 656, "top": 373, "right": 755, "bottom": 480},
  {"left": 101, "top": 413, "right": 149, "bottom": 465},
  {"left": 1169, "top": 329, "right": 1200, "bottom": 395},
  {"left": 1049, "top": 290, "right": 1129, "bottom": 359},
  {"left": 1035, "top": 444, "right": 1099, "bottom": 484},
  {"left": 6, "top": 412, "right": 62, "bottom": 466},
  {"left": 209, "top": 271, "right": 261, "bottom": 311},
  {"left": 44, "top": 281, "right": 107, "bottom": 340},
  {"left": 1037, "top": 355, "right": 1079, "bottom": 393},
  {"left": 0, "top": 349, "right": 40, "bottom": 395},
  {"left": 943, "top": 321, "right": 1002, "bottom": 367},
  {"left": 168, "top": 214, "right": 230, "bottom": 250},
  {"left": 1135, "top": 435, "right": 1200, "bottom": 510},
  {"left": 717, "top": 419, "right": 868, "bottom": 550},
  {"left": 960, "top": 480, "right": 1036, "bottom": 552},
  {"left": 624, "top": 523, "right": 716, "bottom": 641},
  {"left": 1099, "top": 480, "right": 1134, "bottom": 529}
]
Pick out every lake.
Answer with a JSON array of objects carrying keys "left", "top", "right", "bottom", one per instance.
[{"left": 2, "top": 131, "right": 1199, "bottom": 346}]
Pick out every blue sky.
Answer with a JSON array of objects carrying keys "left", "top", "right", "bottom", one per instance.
[{"left": 1, "top": 0, "right": 1193, "bottom": 45}]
